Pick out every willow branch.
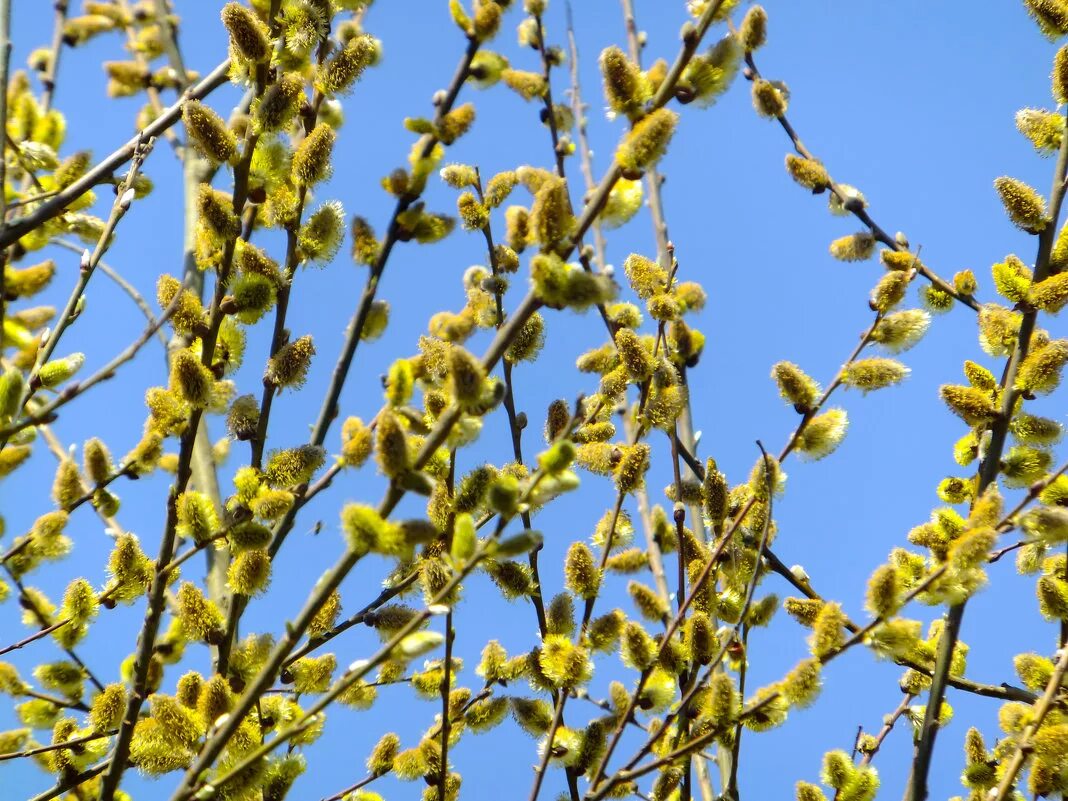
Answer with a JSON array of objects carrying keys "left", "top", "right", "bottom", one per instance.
[
  {"left": 0, "top": 59, "right": 230, "bottom": 248},
  {"left": 742, "top": 52, "right": 977, "bottom": 313}
]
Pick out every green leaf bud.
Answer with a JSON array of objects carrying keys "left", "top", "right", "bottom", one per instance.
[
  {"left": 38, "top": 352, "right": 84, "bottom": 388},
  {"left": 994, "top": 176, "right": 1048, "bottom": 233},
  {"left": 616, "top": 108, "right": 677, "bottom": 173}
]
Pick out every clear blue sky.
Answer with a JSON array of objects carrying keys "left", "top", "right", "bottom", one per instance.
[{"left": 3, "top": 2, "right": 1065, "bottom": 800}]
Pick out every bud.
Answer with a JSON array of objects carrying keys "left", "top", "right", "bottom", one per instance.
[
  {"left": 1016, "top": 339, "right": 1068, "bottom": 394},
  {"left": 438, "top": 103, "right": 476, "bottom": 145},
  {"left": 771, "top": 361, "right": 820, "bottom": 409},
  {"left": 265, "top": 335, "right": 315, "bottom": 389},
  {"left": 840, "top": 358, "right": 909, "bottom": 393},
  {"left": 809, "top": 601, "right": 845, "bottom": 658},
  {"left": 599, "top": 46, "right": 648, "bottom": 120},
  {"left": 254, "top": 73, "right": 304, "bottom": 133},
  {"left": 299, "top": 201, "right": 346, "bottom": 264},
  {"left": 796, "top": 408, "right": 848, "bottom": 460},
  {"left": 265, "top": 445, "right": 326, "bottom": 488},
  {"left": 176, "top": 491, "right": 219, "bottom": 543},
  {"left": 170, "top": 349, "right": 213, "bottom": 408},
  {"left": 751, "top": 78, "right": 786, "bottom": 118},
  {"left": 484, "top": 171, "right": 518, "bottom": 208},
  {"left": 529, "top": 176, "right": 575, "bottom": 248},
  {"left": 738, "top": 5, "right": 768, "bottom": 51},
  {"left": 870, "top": 309, "right": 930, "bottom": 353},
  {"left": 614, "top": 443, "right": 650, "bottom": 494},
  {"left": 785, "top": 154, "right": 830, "bottom": 191},
  {"left": 196, "top": 184, "right": 239, "bottom": 240},
  {"left": 315, "top": 35, "right": 378, "bottom": 95},
  {"left": 176, "top": 582, "right": 225, "bottom": 643},
  {"left": 457, "top": 191, "right": 489, "bottom": 230},
  {"left": 501, "top": 69, "right": 548, "bottom": 101},
  {"left": 564, "top": 542, "right": 600, "bottom": 599},
  {"left": 829, "top": 232, "right": 875, "bottom": 262},
  {"left": 38, "top": 352, "right": 84, "bottom": 388},
  {"left": 227, "top": 549, "right": 271, "bottom": 596},
  {"left": 615, "top": 108, "right": 678, "bottom": 173},
  {"left": 292, "top": 124, "right": 335, "bottom": 187},
  {"left": 375, "top": 411, "right": 410, "bottom": 478},
  {"left": 183, "top": 100, "right": 237, "bottom": 165},
  {"left": 991, "top": 254, "right": 1032, "bottom": 303},
  {"left": 1025, "top": 0, "right": 1068, "bottom": 38},
  {"left": 0, "top": 367, "right": 25, "bottom": 421},
  {"left": 939, "top": 385, "right": 998, "bottom": 425},
  {"left": 783, "top": 658, "right": 822, "bottom": 708},
  {"left": 350, "top": 216, "right": 380, "bottom": 266},
  {"left": 52, "top": 459, "right": 86, "bottom": 509},
  {"left": 221, "top": 3, "right": 270, "bottom": 63},
  {"left": 620, "top": 620, "right": 656, "bottom": 670},
  {"left": 1031, "top": 271, "right": 1068, "bottom": 313},
  {"left": 994, "top": 176, "right": 1048, "bottom": 233},
  {"left": 447, "top": 345, "right": 486, "bottom": 410},
  {"left": 628, "top": 580, "right": 668, "bottom": 622}
]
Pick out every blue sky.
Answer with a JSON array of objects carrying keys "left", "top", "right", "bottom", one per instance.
[{"left": 3, "top": 1, "right": 1066, "bottom": 800}]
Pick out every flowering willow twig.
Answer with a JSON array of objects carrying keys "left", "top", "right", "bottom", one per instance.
[
  {"left": 174, "top": 7, "right": 735, "bottom": 788},
  {"left": 114, "top": 0, "right": 181, "bottom": 152},
  {"left": 988, "top": 640, "right": 1068, "bottom": 801},
  {"left": 5, "top": 143, "right": 153, "bottom": 444},
  {"left": 0, "top": 58, "right": 231, "bottom": 248},
  {"left": 831, "top": 691, "right": 914, "bottom": 801},
  {"left": 180, "top": 420, "right": 579, "bottom": 801},
  {"left": 0, "top": 565, "right": 104, "bottom": 694},
  {"left": 742, "top": 52, "right": 978, "bottom": 313},
  {"left": 27, "top": 759, "right": 109, "bottom": 801},
  {"left": 908, "top": 103, "right": 1068, "bottom": 801},
  {"left": 98, "top": 41, "right": 280, "bottom": 801},
  {"left": 0, "top": 282, "right": 184, "bottom": 439},
  {"left": 0, "top": 727, "right": 117, "bottom": 762},
  {"left": 593, "top": 564, "right": 950, "bottom": 799},
  {"left": 53, "top": 238, "right": 169, "bottom": 350},
  {"left": 565, "top": 1, "right": 607, "bottom": 272}
]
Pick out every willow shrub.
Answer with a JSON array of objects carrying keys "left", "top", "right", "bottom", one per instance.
[{"left": 3, "top": 2, "right": 1068, "bottom": 801}]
